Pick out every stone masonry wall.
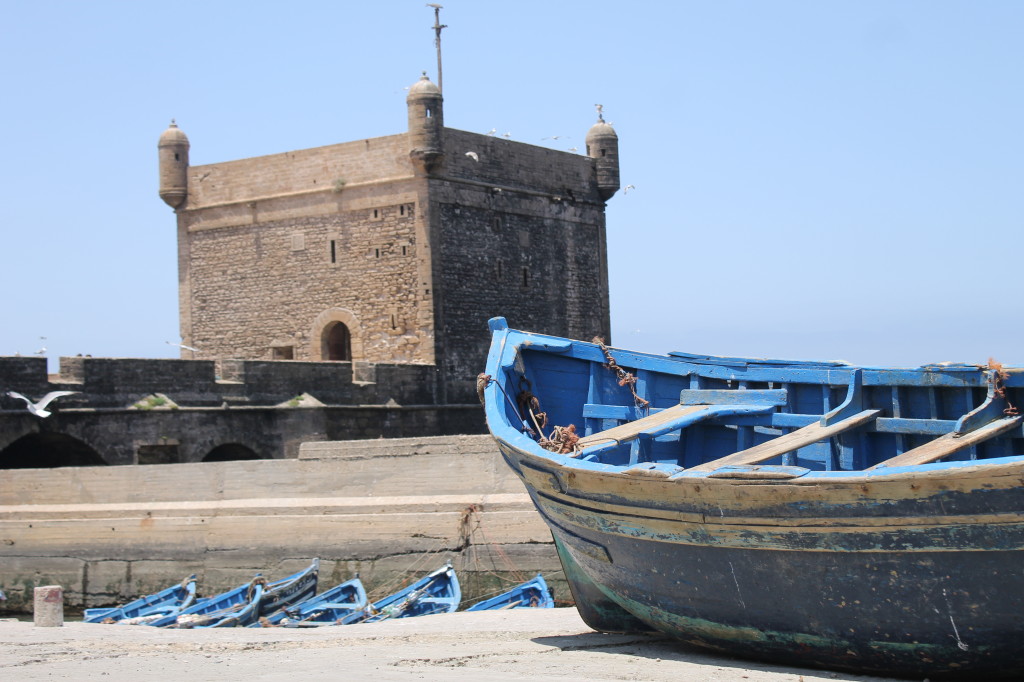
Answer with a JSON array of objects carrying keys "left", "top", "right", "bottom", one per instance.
[
  {"left": 186, "top": 134, "right": 412, "bottom": 208},
  {"left": 184, "top": 201, "right": 426, "bottom": 364},
  {"left": 431, "top": 129, "right": 612, "bottom": 401}
]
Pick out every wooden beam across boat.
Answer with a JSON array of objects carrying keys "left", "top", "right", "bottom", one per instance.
[
  {"left": 575, "top": 401, "right": 779, "bottom": 455},
  {"left": 688, "top": 409, "right": 881, "bottom": 472},
  {"left": 868, "top": 414, "right": 1023, "bottom": 470},
  {"left": 576, "top": 404, "right": 711, "bottom": 450}
]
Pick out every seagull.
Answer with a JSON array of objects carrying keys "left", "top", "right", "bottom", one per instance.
[
  {"left": 624, "top": 184, "right": 636, "bottom": 194},
  {"left": 542, "top": 135, "right": 565, "bottom": 141},
  {"left": 568, "top": 147, "right": 578, "bottom": 152},
  {"left": 502, "top": 132, "right": 512, "bottom": 138},
  {"left": 166, "top": 340, "right": 200, "bottom": 353},
  {"left": 7, "top": 391, "right": 79, "bottom": 418},
  {"left": 485, "top": 128, "right": 496, "bottom": 136},
  {"left": 465, "top": 151, "right": 479, "bottom": 162}
]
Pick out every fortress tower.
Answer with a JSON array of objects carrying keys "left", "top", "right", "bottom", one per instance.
[{"left": 159, "top": 74, "right": 619, "bottom": 403}]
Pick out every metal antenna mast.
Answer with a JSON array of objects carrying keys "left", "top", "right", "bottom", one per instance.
[{"left": 427, "top": 4, "right": 447, "bottom": 93}]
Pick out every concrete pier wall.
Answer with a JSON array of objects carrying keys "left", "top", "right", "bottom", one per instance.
[{"left": 0, "top": 435, "right": 560, "bottom": 614}]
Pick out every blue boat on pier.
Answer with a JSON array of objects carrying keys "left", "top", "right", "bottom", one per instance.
[
  {"left": 150, "top": 577, "right": 264, "bottom": 628},
  {"left": 466, "top": 574, "right": 553, "bottom": 611},
  {"left": 151, "top": 560, "right": 318, "bottom": 628},
  {"left": 256, "top": 559, "right": 320, "bottom": 623},
  {"left": 343, "top": 564, "right": 460, "bottom": 624},
  {"left": 83, "top": 575, "right": 197, "bottom": 624},
  {"left": 256, "top": 576, "right": 367, "bottom": 627},
  {"left": 482, "top": 317, "right": 1024, "bottom": 679}
]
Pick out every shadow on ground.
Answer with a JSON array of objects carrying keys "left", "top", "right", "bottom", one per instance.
[{"left": 532, "top": 631, "right": 899, "bottom": 681}]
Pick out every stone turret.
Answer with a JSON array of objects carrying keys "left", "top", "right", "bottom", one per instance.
[
  {"left": 158, "top": 120, "right": 190, "bottom": 209},
  {"left": 406, "top": 73, "right": 444, "bottom": 174},
  {"left": 586, "top": 111, "right": 619, "bottom": 201}
]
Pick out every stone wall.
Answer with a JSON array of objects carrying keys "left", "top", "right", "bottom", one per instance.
[
  {"left": 185, "top": 134, "right": 411, "bottom": 209},
  {"left": 0, "top": 356, "right": 443, "bottom": 409},
  {"left": 0, "top": 435, "right": 560, "bottom": 615},
  {"left": 430, "top": 129, "right": 612, "bottom": 401},
  {"left": 183, "top": 201, "right": 428, "bottom": 364}
]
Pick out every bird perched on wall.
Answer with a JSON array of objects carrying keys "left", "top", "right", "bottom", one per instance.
[
  {"left": 6, "top": 391, "right": 79, "bottom": 418},
  {"left": 465, "top": 151, "right": 479, "bottom": 162}
]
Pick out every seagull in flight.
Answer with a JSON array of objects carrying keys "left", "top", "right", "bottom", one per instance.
[
  {"left": 624, "top": 184, "right": 636, "bottom": 194},
  {"left": 166, "top": 340, "right": 200, "bottom": 353},
  {"left": 465, "top": 151, "right": 479, "bottom": 162},
  {"left": 7, "top": 391, "right": 79, "bottom": 418}
]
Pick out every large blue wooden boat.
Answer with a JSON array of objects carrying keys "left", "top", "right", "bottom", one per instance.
[
  {"left": 343, "top": 564, "right": 460, "bottom": 624},
  {"left": 482, "top": 317, "right": 1024, "bottom": 679},
  {"left": 255, "top": 576, "right": 366, "bottom": 627},
  {"left": 83, "top": 575, "right": 197, "bottom": 624},
  {"left": 465, "top": 574, "right": 554, "bottom": 611}
]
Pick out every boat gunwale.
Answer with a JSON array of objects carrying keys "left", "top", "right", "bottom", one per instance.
[{"left": 484, "top": 321, "right": 1024, "bottom": 481}]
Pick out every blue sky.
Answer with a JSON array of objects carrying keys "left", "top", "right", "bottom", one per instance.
[{"left": 1, "top": 1, "right": 1021, "bottom": 370}]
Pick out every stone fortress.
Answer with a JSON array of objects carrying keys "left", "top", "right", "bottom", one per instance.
[{"left": 161, "top": 72, "right": 619, "bottom": 404}]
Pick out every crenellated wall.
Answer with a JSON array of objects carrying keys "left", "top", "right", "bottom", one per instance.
[{"left": 0, "top": 355, "right": 482, "bottom": 467}]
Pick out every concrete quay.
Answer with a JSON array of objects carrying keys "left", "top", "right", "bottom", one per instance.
[
  {"left": 0, "top": 435, "right": 559, "bottom": 613},
  {"left": 0, "top": 608, "right": 900, "bottom": 682}
]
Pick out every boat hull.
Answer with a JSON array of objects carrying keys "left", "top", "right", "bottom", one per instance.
[{"left": 501, "top": 441, "right": 1024, "bottom": 678}]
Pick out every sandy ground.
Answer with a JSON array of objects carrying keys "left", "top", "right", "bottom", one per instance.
[{"left": 0, "top": 608, "right": 902, "bottom": 682}]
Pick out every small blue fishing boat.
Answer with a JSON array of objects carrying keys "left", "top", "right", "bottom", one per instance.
[
  {"left": 83, "top": 575, "right": 197, "bottom": 624},
  {"left": 343, "top": 563, "right": 460, "bottom": 624},
  {"left": 257, "top": 559, "right": 320, "bottom": 621},
  {"left": 150, "top": 577, "right": 265, "bottom": 628},
  {"left": 151, "top": 559, "right": 319, "bottom": 628},
  {"left": 466, "top": 574, "right": 554, "bottom": 611},
  {"left": 255, "top": 576, "right": 367, "bottom": 627},
  {"left": 482, "top": 317, "right": 1024, "bottom": 679}
]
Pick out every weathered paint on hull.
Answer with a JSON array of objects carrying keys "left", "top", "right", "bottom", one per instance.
[{"left": 502, "top": 444, "right": 1024, "bottom": 679}]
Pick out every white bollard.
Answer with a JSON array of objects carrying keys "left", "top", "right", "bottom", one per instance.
[{"left": 33, "top": 585, "right": 64, "bottom": 627}]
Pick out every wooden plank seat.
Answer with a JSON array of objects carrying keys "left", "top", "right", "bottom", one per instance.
[
  {"left": 576, "top": 402, "right": 775, "bottom": 456},
  {"left": 688, "top": 409, "right": 881, "bottom": 472},
  {"left": 868, "top": 414, "right": 1022, "bottom": 470}
]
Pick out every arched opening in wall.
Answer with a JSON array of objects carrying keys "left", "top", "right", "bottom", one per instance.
[
  {"left": 203, "top": 443, "right": 262, "bottom": 462},
  {"left": 0, "top": 433, "right": 106, "bottom": 469},
  {"left": 323, "top": 322, "right": 352, "bottom": 361}
]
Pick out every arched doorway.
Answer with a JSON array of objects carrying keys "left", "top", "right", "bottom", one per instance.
[
  {"left": 323, "top": 322, "right": 352, "bottom": 361},
  {"left": 309, "top": 308, "right": 364, "bottom": 362},
  {"left": 0, "top": 433, "right": 106, "bottom": 469},
  {"left": 203, "top": 443, "right": 262, "bottom": 462}
]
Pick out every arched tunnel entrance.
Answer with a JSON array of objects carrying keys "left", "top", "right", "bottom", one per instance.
[
  {"left": 203, "top": 443, "right": 263, "bottom": 462},
  {"left": 0, "top": 433, "right": 106, "bottom": 469}
]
